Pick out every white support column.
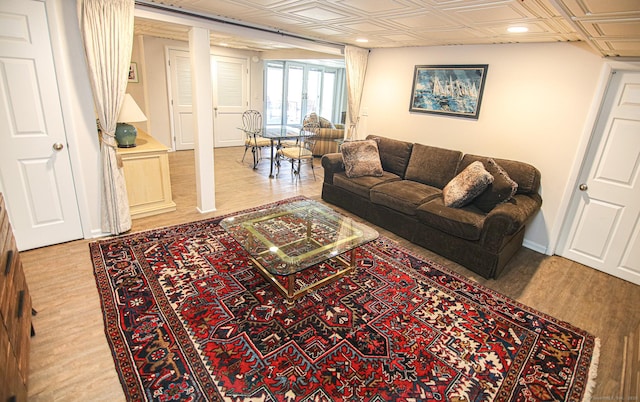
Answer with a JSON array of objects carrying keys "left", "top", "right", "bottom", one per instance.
[{"left": 189, "top": 27, "right": 216, "bottom": 213}]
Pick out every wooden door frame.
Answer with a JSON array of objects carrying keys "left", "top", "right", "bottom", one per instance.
[{"left": 548, "top": 60, "right": 640, "bottom": 255}]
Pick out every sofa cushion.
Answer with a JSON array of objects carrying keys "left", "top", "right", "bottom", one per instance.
[
  {"left": 366, "top": 135, "right": 413, "bottom": 178},
  {"left": 473, "top": 159, "right": 518, "bottom": 212},
  {"left": 333, "top": 171, "right": 401, "bottom": 199},
  {"left": 404, "top": 144, "right": 462, "bottom": 189},
  {"left": 443, "top": 161, "right": 494, "bottom": 208},
  {"left": 371, "top": 180, "right": 442, "bottom": 216},
  {"left": 415, "top": 198, "right": 485, "bottom": 241},
  {"left": 341, "top": 139, "right": 384, "bottom": 178}
]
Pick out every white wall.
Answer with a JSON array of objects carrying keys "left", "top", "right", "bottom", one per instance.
[{"left": 359, "top": 42, "right": 606, "bottom": 253}]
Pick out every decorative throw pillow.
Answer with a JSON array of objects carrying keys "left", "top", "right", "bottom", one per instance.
[
  {"left": 303, "top": 113, "right": 319, "bottom": 126},
  {"left": 341, "top": 140, "right": 384, "bottom": 178},
  {"left": 473, "top": 158, "right": 518, "bottom": 212},
  {"left": 443, "top": 161, "right": 494, "bottom": 208},
  {"left": 319, "top": 116, "right": 335, "bottom": 129}
]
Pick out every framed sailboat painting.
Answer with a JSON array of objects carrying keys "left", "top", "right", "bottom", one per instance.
[{"left": 409, "top": 64, "right": 488, "bottom": 119}]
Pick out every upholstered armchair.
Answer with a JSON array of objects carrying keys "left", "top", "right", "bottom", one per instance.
[{"left": 302, "top": 113, "right": 345, "bottom": 156}]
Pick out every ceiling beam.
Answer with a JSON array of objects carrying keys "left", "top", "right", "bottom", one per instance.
[{"left": 545, "top": 0, "right": 606, "bottom": 57}]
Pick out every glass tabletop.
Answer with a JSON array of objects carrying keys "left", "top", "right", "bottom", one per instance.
[
  {"left": 220, "top": 199, "right": 379, "bottom": 276},
  {"left": 262, "top": 125, "right": 315, "bottom": 139}
]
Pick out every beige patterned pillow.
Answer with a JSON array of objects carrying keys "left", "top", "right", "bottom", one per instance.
[
  {"left": 443, "top": 161, "right": 494, "bottom": 208},
  {"left": 341, "top": 140, "right": 384, "bottom": 178}
]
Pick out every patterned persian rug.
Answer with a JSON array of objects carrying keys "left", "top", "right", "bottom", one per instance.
[{"left": 90, "top": 197, "right": 599, "bottom": 402}]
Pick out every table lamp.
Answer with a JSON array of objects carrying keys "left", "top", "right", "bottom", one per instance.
[{"left": 115, "top": 93, "right": 147, "bottom": 148}]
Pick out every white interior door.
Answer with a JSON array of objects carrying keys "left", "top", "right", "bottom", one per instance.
[
  {"left": 0, "top": 0, "right": 83, "bottom": 250},
  {"left": 558, "top": 70, "right": 640, "bottom": 285},
  {"left": 212, "top": 55, "right": 247, "bottom": 148},
  {"left": 169, "top": 51, "right": 247, "bottom": 149},
  {"left": 168, "top": 48, "right": 194, "bottom": 150}
]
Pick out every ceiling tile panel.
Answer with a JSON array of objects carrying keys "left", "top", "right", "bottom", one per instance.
[
  {"left": 290, "top": 6, "right": 351, "bottom": 21},
  {"left": 338, "top": 0, "right": 413, "bottom": 14},
  {"left": 449, "top": 4, "right": 531, "bottom": 24},
  {"left": 379, "top": 33, "right": 423, "bottom": 41},
  {"left": 591, "top": 21, "right": 640, "bottom": 37},
  {"left": 308, "top": 26, "right": 348, "bottom": 36},
  {"left": 342, "top": 21, "right": 399, "bottom": 32},
  {"left": 244, "top": 0, "right": 291, "bottom": 6},
  {"left": 392, "top": 13, "right": 459, "bottom": 29},
  {"left": 561, "top": 0, "right": 640, "bottom": 16},
  {"left": 592, "top": 39, "right": 640, "bottom": 57}
]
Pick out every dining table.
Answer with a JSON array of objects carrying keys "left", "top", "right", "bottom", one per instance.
[{"left": 262, "top": 125, "right": 315, "bottom": 178}]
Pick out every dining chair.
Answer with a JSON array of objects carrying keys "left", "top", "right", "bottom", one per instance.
[
  {"left": 277, "top": 121, "right": 320, "bottom": 180},
  {"left": 240, "top": 110, "right": 271, "bottom": 168}
]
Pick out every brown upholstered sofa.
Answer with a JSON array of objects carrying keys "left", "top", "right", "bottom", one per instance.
[{"left": 321, "top": 135, "right": 542, "bottom": 279}]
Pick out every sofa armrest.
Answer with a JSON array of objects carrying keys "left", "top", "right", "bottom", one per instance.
[
  {"left": 321, "top": 153, "right": 345, "bottom": 185},
  {"left": 480, "top": 193, "right": 542, "bottom": 251}
]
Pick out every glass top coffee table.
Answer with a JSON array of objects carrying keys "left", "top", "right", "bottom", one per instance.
[{"left": 220, "top": 199, "right": 379, "bottom": 303}]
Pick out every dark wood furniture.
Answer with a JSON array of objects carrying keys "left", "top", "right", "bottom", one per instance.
[{"left": 1, "top": 192, "right": 32, "bottom": 401}]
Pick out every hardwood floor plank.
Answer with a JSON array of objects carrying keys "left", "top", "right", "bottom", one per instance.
[{"left": 19, "top": 147, "right": 639, "bottom": 400}]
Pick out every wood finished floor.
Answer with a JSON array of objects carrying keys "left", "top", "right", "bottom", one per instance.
[{"left": 21, "top": 147, "right": 639, "bottom": 401}]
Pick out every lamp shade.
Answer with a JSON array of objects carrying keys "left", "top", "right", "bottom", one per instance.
[
  {"left": 118, "top": 93, "right": 147, "bottom": 123},
  {"left": 115, "top": 94, "right": 147, "bottom": 148}
]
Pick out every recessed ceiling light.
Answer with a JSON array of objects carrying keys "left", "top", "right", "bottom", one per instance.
[
  {"left": 507, "top": 26, "right": 529, "bottom": 33},
  {"left": 356, "top": 38, "right": 369, "bottom": 43}
]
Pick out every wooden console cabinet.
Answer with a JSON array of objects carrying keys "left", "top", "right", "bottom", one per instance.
[
  {"left": 117, "top": 130, "right": 176, "bottom": 219},
  {"left": 0, "top": 193, "right": 32, "bottom": 401}
]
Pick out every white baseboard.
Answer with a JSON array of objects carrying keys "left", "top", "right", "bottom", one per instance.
[{"left": 523, "top": 239, "right": 549, "bottom": 255}]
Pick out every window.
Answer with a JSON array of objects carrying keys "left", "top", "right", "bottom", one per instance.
[
  {"left": 266, "top": 63, "right": 283, "bottom": 125},
  {"left": 265, "top": 60, "right": 345, "bottom": 126}
]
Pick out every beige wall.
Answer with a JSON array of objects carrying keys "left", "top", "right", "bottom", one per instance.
[{"left": 359, "top": 42, "right": 606, "bottom": 253}]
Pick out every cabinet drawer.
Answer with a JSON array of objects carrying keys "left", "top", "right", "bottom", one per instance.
[
  {"left": 0, "top": 217, "right": 12, "bottom": 302},
  {"left": 1, "top": 241, "right": 19, "bottom": 328},
  {"left": 4, "top": 261, "right": 30, "bottom": 350},
  {"left": 12, "top": 269, "right": 31, "bottom": 380},
  {"left": 1, "top": 249, "right": 18, "bottom": 327},
  {"left": 0, "top": 327, "right": 27, "bottom": 402},
  {"left": 0, "top": 371, "right": 27, "bottom": 402},
  {"left": 0, "top": 208, "right": 8, "bottom": 249}
]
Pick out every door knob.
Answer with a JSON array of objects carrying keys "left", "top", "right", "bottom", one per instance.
[
  {"left": 53, "top": 143, "right": 64, "bottom": 151},
  {"left": 579, "top": 183, "right": 588, "bottom": 191}
]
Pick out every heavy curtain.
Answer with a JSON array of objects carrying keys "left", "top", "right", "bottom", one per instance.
[
  {"left": 344, "top": 45, "right": 369, "bottom": 140},
  {"left": 78, "top": 0, "right": 134, "bottom": 234}
]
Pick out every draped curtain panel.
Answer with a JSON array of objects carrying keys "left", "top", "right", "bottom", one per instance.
[
  {"left": 344, "top": 45, "right": 369, "bottom": 140},
  {"left": 78, "top": 0, "right": 134, "bottom": 234}
]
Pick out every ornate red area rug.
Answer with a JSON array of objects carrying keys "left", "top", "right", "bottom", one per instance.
[{"left": 90, "top": 197, "right": 599, "bottom": 401}]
